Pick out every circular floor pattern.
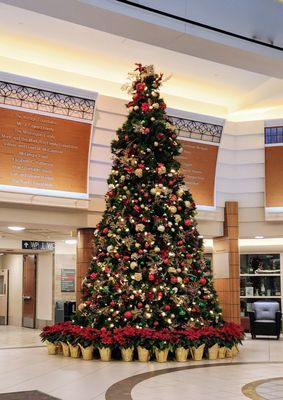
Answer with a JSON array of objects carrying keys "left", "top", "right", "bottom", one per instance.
[
  {"left": 105, "top": 361, "right": 283, "bottom": 400},
  {"left": 242, "top": 377, "right": 283, "bottom": 400},
  {"left": 105, "top": 362, "right": 283, "bottom": 400}
]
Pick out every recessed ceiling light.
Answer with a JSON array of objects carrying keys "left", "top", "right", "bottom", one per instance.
[
  {"left": 8, "top": 226, "right": 26, "bottom": 231},
  {"left": 65, "top": 239, "right": 77, "bottom": 245},
  {"left": 254, "top": 235, "right": 264, "bottom": 239}
]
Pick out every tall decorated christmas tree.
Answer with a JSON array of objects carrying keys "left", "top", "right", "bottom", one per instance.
[{"left": 76, "top": 64, "right": 223, "bottom": 331}]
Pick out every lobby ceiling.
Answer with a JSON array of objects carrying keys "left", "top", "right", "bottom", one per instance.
[{"left": 0, "top": 0, "right": 283, "bottom": 120}]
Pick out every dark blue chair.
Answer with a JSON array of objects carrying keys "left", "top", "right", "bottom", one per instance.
[{"left": 249, "top": 301, "right": 281, "bottom": 340}]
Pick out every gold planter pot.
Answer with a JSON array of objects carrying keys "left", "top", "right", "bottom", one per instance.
[
  {"left": 99, "top": 347, "right": 112, "bottom": 361},
  {"left": 218, "top": 346, "right": 227, "bottom": 359},
  {"left": 68, "top": 342, "right": 81, "bottom": 358},
  {"left": 190, "top": 344, "right": 205, "bottom": 361},
  {"left": 78, "top": 344, "right": 94, "bottom": 360},
  {"left": 137, "top": 346, "right": 150, "bottom": 362},
  {"left": 226, "top": 345, "right": 238, "bottom": 357},
  {"left": 60, "top": 342, "right": 70, "bottom": 357},
  {"left": 175, "top": 347, "right": 189, "bottom": 362},
  {"left": 46, "top": 341, "right": 58, "bottom": 355},
  {"left": 226, "top": 347, "right": 233, "bottom": 358},
  {"left": 232, "top": 345, "right": 238, "bottom": 356},
  {"left": 155, "top": 348, "right": 169, "bottom": 363},
  {"left": 121, "top": 347, "right": 134, "bottom": 362},
  {"left": 208, "top": 344, "right": 219, "bottom": 360}
]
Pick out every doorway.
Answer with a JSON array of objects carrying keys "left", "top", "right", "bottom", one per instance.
[{"left": 22, "top": 254, "right": 36, "bottom": 328}]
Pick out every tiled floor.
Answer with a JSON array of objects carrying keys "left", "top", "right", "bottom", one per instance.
[{"left": 0, "top": 326, "right": 282, "bottom": 400}]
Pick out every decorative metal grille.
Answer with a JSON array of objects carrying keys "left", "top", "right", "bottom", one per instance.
[
  {"left": 168, "top": 115, "right": 223, "bottom": 143},
  {"left": 0, "top": 81, "right": 95, "bottom": 121},
  {"left": 265, "top": 126, "right": 283, "bottom": 144}
]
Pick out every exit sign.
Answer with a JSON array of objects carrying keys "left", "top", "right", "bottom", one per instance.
[{"left": 22, "top": 241, "right": 55, "bottom": 251}]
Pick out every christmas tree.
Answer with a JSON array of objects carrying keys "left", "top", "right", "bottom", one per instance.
[{"left": 77, "top": 63, "right": 223, "bottom": 331}]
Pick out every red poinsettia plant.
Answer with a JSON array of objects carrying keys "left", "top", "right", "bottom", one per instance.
[
  {"left": 196, "top": 326, "right": 220, "bottom": 348},
  {"left": 78, "top": 326, "right": 99, "bottom": 348},
  {"left": 134, "top": 328, "right": 155, "bottom": 350},
  {"left": 40, "top": 322, "right": 244, "bottom": 351},
  {"left": 151, "top": 328, "right": 173, "bottom": 351},
  {"left": 170, "top": 329, "right": 201, "bottom": 350},
  {"left": 217, "top": 322, "right": 244, "bottom": 349},
  {"left": 114, "top": 326, "right": 138, "bottom": 349},
  {"left": 40, "top": 321, "right": 71, "bottom": 344},
  {"left": 61, "top": 324, "right": 85, "bottom": 346},
  {"left": 96, "top": 328, "right": 116, "bottom": 349}
]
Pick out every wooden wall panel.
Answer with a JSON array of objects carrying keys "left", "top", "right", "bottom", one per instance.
[
  {"left": 213, "top": 201, "right": 240, "bottom": 324},
  {"left": 76, "top": 228, "right": 94, "bottom": 305}
]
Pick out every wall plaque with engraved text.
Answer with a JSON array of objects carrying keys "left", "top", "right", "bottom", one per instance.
[
  {"left": 178, "top": 140, "right": 218, "bottom": 207},
  {"left": 0, "top": 107, "right": 92, "bottom": 197},
  {"left": 265, "top": 146, "right": 283, "bottom": 207}
]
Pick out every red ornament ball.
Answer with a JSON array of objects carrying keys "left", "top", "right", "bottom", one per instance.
[
  {"left": 199, "top": 277, "right": 207, "bottom": 285},
  {"left": 114, "top": 253, "right": 121, "bottom": 259},
  {"left": 148, "top": 273, "right": 155, "bottom": 281},
  {"left": 137, "top": 302, "right": 143, "bottom": 309},
  {"left": 164, "top": 304, "right": 171, "bottom": 311},
  {"left": 124, "top": 311, "right": 132, "bottom": 319},
  {"left": 102, "top": 227, "right": 109, "bottom": 234},
  {"left": 170, "top": 276, "right": 178, "bottom": 284},
  {"left": 157, "top": 132, "right": 165, "bottom": 140},
  {"left": 184, "top": 219, "right": 191, "bottom": 226}
]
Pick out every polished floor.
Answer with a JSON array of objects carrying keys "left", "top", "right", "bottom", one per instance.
[{"left": 0, "top": 326, "right": 282, "bottom": 400}]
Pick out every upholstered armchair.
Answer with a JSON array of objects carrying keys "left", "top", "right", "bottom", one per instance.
[{"left": 249, "top": 301, "right": 281, "bottom": 340}]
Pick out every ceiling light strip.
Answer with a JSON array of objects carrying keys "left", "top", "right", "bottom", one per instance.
[{"left": 116, "top": 0, "right": 283, "bottom": 51}]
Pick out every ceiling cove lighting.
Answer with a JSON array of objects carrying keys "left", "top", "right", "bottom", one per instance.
[
  {"left": 254, "top": 235, "right": 264, "bottom": 239},
  {"left": 8, "top": 226, "right": 26, "bottom": 231},
  {"left": 240, "top": 238, "right": 283, "bottom": 247},
  {"left": 65, "top": 239, "right": 77, "bottom": 245}
]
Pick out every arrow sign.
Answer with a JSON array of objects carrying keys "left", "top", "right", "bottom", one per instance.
[{"left": 22, "top": 241, "right": 55, "bottom": 250}]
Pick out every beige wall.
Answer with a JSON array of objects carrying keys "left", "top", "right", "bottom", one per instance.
[
  {"left": 54, "top": 254, "right": 76, "bottom": 302},
  {"left": 36, "top": 253, "right": 54, "bottom": 324}
]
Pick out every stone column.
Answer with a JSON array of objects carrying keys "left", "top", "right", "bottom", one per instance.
[
  {"left": 213, "top": 202, "right": 240, "bottom": 324},
  {"left": 76, "top": 228, "right": 94, "bottom": 305}
]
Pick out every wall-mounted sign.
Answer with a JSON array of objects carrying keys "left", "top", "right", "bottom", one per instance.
[
  {"left": 178, "top": 140, "right": 219, "bottom": 208},
  {"left": 61, "top": 269, "right": 75, "bottom": 292},
  {"left": 0, "top": 107, "right": 92, "bottom": 198},
  {"left": 22, "top": 240, "right": 55, "bottom": 251}
]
